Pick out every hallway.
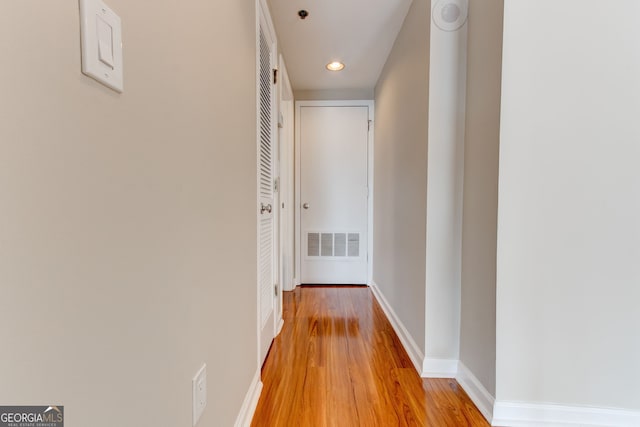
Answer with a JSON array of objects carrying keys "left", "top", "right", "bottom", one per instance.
[{"left": 251, "top": 286, "right": 489, "bottom": 426}]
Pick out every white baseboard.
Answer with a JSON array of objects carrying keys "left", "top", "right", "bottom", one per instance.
[
  {"left": 234, "top": 369, "right": 263, "bottom": 427},
  {"left": 422, "top": 358, "right": 459, "bottom": 378},
  {"left": 370, "top": 281, "right": 424, "bottom": 375},
  {"left": 492, "top": 401, "right": 640, "bottom": 427},
  {"left": 276, "top": 317, "right": 284, "bottom": 335},
  {"left": 456, "top": 362, "right": 494, "bottom": 424}
]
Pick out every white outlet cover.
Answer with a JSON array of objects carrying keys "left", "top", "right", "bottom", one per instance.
[
  {"left": 79, "top": 0, "right": 123, "bottom": 92},
  {"left": 192, "top": 364, "right": 207, "bottom": 426}
]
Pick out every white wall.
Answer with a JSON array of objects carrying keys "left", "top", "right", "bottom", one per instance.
[
  {"left": 497, "top": 0, "right": 640, "bottom": 414},
  {"left": 423, "top": 0, "right": 468, "bottom": 369},
  {"left": 459, "top": 0, "right": 503, "bottom": 396},
  {"left": 0, "top": 1, "right": 258, "bottom": 425},
  {"left": 373, "top": 0, "right": 431, "bottom": 353}
]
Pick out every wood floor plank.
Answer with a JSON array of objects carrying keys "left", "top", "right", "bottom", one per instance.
[{"left": 251, "top": 286, "right": 490, "bottom": 427}]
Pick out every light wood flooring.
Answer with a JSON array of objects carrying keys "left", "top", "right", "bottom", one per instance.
[{"left": 251, "top": 286, "right": 490, "bottom": 426}]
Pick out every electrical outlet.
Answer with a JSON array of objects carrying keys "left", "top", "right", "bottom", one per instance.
[{"left": 192, "top": 364, "right": 207, "bottom": 426}]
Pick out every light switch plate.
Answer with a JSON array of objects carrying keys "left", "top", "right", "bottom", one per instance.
[
  {"left": 192, "top": 364, "right": 207, "bottom": 426},
  {"left": 79, "top": 0, "right": 123, "bottom": 92}
]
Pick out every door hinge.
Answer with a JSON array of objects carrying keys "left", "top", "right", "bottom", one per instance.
[
  {"left": 274, "top": 283, "right": 279, "bottom": 296},
  {"left": 368, "top": 120, "right": 372, "bottom": 131},
  {"left": 273, "top": 69, "right": 278, "bottom": 84},
  {"left": 274, "top": 177, "right": 280, "bottom": 192}
]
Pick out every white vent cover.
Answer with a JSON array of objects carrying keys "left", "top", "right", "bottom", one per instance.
[{"left": 307, "top": 232, "right": 360, "bottom": 258}]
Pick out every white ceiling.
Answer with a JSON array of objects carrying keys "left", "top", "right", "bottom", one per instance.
[{"left": 267, "top": 0, "right": 414, "bottom": 92}]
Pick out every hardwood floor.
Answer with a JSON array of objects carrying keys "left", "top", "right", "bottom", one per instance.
[{"left": 251, "top": 286, "right": 490, "bottom": 427}]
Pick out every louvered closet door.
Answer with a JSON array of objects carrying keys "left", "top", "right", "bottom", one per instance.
[
  {"left": 300, "top": 106, "right": 369, "bottom": 284},
  {"left": 258, "top": 10, "right": 276, "bottom": 367}
]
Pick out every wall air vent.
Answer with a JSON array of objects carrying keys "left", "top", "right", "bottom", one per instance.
[{"left": 306, "top": 232, "right": 360, "bottom": 258}]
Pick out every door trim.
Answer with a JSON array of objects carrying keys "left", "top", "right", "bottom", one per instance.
[
  {"left": 294, "top": 100, "right": 375, "bottom": 286},
  {"left": 278, "top": 56, "right": 295, "bottom": 295}
]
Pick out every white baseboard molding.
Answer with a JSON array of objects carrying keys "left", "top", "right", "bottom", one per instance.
[
  {"left": 455, "top": 362, "right": 494, "bottom": 424},
  {"left": 234, "top": 369, "right": 263, "bottom": 427},
  {"left": 492, "top": 401, "right": 640, "bottom": 427},
  {"left": 276, "top": 317, "right": 284, "bottom": 335},
  {"left": 370, "top": 281, "right": 424, "bottom": 375},
  {"left": 422, "top": 358, "right": 459, "bottom": 378}
]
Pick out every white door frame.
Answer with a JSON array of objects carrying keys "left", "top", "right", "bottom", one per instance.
[
  {"left": 278, "top": 56, "right": 295, "bottom": 295},
  {"left": 294, "top": 100, "right": 375, "bottom": 286}
]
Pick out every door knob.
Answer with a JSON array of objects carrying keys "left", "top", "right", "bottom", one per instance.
[
  {"left": 303, "top": 203, "right": 310, "bottom": 209},
  {"left": 260, "top": 203, "right": 272, "bottom": 214}
]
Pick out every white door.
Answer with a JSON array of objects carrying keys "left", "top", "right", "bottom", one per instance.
[
  {"left": 258, "top": 5, "right": 276, "bottom": 366},
  {"left": 299, "top": 105, "right": 369, "bottom": 284}
]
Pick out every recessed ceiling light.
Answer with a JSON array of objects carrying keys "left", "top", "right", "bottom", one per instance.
[{"left": 326, "top": 61, "right": 345, "bottom": 72}]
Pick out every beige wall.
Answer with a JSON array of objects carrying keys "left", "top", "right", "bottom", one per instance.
[
  {"left": 0, "top": 1, "right": 257, "bottom": 425},
  {"left": 497, "top": 0, "right": 640, "bottom": 411},
  {"left": 373, "top": 0, "right": 430, "bottom": 352},
  {"left": 459, "top": 0, "right": 503, "bottom": 396}
]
